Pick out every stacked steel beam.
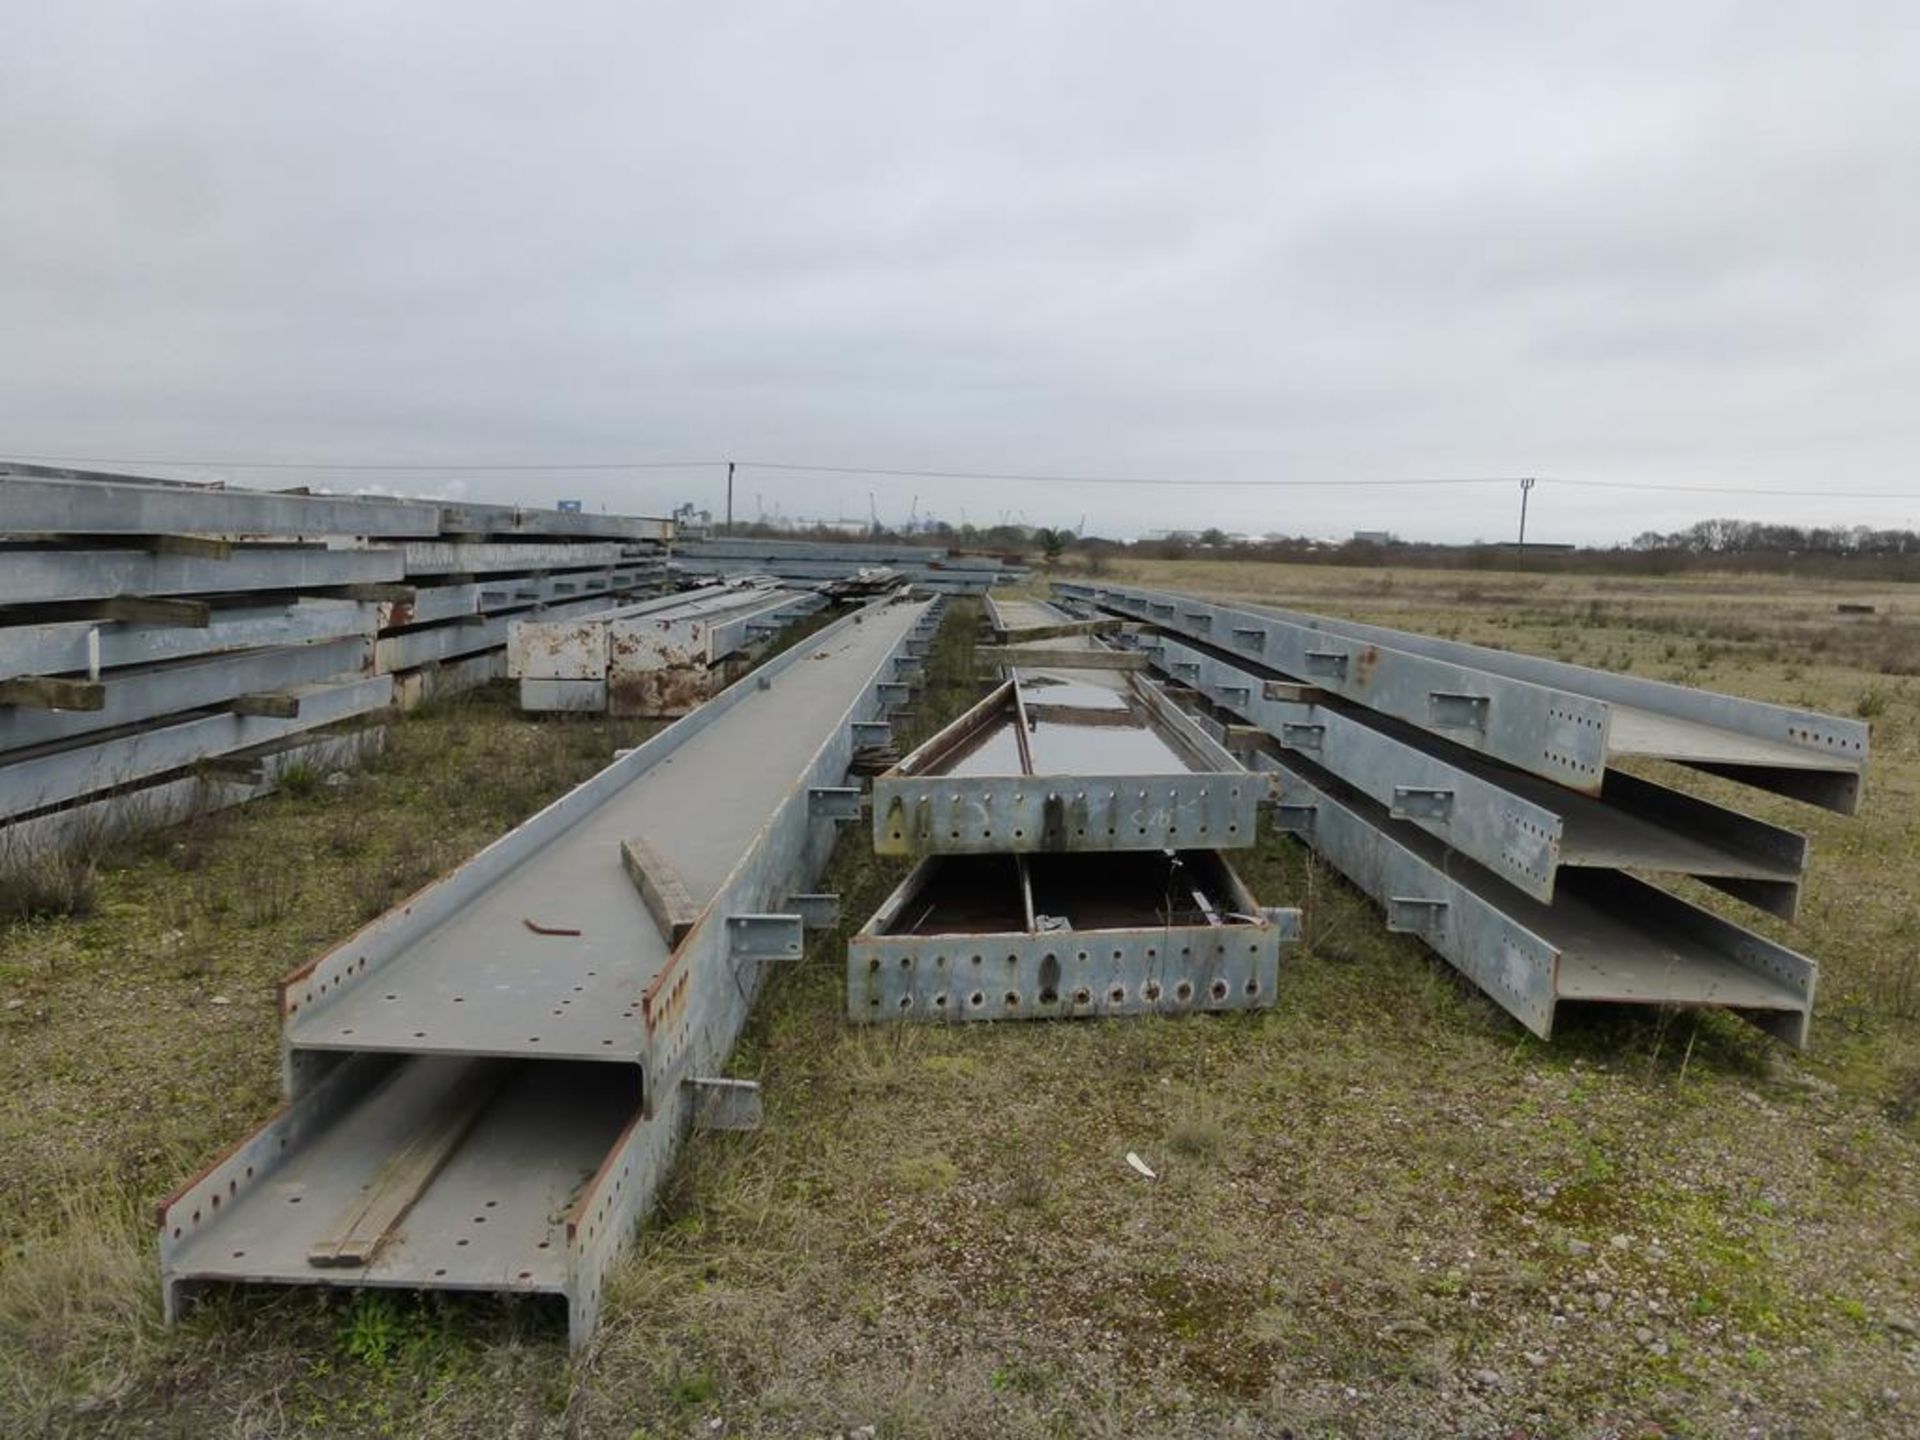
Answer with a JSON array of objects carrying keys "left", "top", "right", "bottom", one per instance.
[
  {"left": 506, "top": 578, "right": 830, "bottom": 716},
  {"left": 851, "top": 596, "right": 1299, "bottom": 1022},
  {"left": 672, "top": 536, "right": 1029, "bottom": 593},
  {"left": 0, "top": 465, "right": 671, "bottom": 852},
  {"left": 1055, "top": 581, "right": 1870, "bottom": 1047}
]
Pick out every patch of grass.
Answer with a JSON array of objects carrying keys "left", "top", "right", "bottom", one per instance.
[
  {"left": 0, "top": 848, "right": 98, "bottom": 923},
  {"left": 5, "top": 583, "right": 1920, "bottom": 1437},
  {"left": 278, "top": 761, "right": 323, "bottom": 800}
]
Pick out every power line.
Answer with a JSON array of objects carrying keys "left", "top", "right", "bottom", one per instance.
[
  {"left": 3, "top": 453, "right": 718, "bottom": 473},
  {"left": 731, "top": 460, "right": 1521, "bottom": 489},
  {"left": 4, "top": 450, "right": 1915, "bottom": 500}
]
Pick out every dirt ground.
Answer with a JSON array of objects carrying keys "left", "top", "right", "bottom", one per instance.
[{"left": 3, "top": 563, "right": 1918, "bottom": 1439}]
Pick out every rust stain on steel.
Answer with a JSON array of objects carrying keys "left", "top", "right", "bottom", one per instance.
[
  {"left": 608, "top": 662, "right": 718, "bottom": 718},
  {"left": 1354, "top": 644, "right": 1381, "bottom": 686}
]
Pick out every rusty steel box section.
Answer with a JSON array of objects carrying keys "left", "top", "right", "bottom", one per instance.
[
  {"left": 850, "top": 851, "right": 1299, "bottom": 1022},
  {"left": 509, "top": 584, "right": 825, "bottom": 716},
  {"left": 872, "top": 676, "right": 1262, "bottom": 857}
]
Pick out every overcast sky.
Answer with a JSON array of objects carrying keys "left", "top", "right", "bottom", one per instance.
[{"left": 5, "top": 3, "right": 1919, "bottom": 542}]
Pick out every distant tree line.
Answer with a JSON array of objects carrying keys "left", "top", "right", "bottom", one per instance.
[
  {"left": 722, "top": 516, "right": 1920, "bottom": 581},
  {"left": 1629, "top": 519, "right": 1920, "bottom": 556}
]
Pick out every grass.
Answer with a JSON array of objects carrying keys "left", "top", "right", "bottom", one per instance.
[{"left": 4, "top": 576, "right": 1920, "bottom": 1437}]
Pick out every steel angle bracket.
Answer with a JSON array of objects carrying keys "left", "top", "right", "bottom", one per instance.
[
  {"left": 850, "top": 719, "right": 893, "bottom": 747},
  {"left": 727, "top": 913, "right": 806, "bottom": 965},
  {"left": 872, "top": 773, "right": 1259, "bottom": 856},
  {"left": 1386, "top": 896, "right": 1450, "bottom": 935},
  {"left": 808, "top": 786, "right": 863, "bottom": 823},
  {"left": 686, "top": 1077, "right": 763, "bottom": 1132}
]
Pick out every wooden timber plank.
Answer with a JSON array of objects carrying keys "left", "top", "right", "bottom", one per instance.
[
  {"left": 0, "top": 676, "right": 106, "bottom": 711},
  {"left": 976, "top": 646, "right": 1147, "bottom": 671},
  {"left": 228, "top": 692, "right": 302, "bottom": 719},
  {"left": 86, "top": 596, "right": 212, "bottom": 627},
  {"left": 620, "top": 835, "right": 699, "bottom": 946},
  {"left": 307, "top": 1061, "right": 508, "bottom": 1268}
]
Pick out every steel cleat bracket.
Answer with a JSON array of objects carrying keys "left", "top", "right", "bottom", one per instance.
[
  {"left": 727, "top": 913, "right": 806, "bottom": 965},
  {"left": 1391, "top": 786, "right": 1456, "bottom": 822},
  {"left": 1428, "top": 691, "right": 1491, "bottom": 730},
  {"left": 808, "top": 785, "right": 863, "bottom": 823},
  {"left": 687, "top": 1077, "right": 764, "bottom": 1132},
  {"left": 1386, "top": 896, "right": 1449, "bottom": 934}
]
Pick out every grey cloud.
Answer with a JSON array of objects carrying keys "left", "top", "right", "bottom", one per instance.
[{"left": 3, "top": 2, "right": 1919, "bottom": 541}]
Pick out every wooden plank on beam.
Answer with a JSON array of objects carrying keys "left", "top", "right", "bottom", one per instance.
[
  {"left": 86, "top": 596, "right": 213, "bottom": 628},
  {"left": 228, "top": 692, "right": 302, "bottom": 719},
  {"left": 996, "top": 618, "right": 1127, "bottom": 644},
  {"left": 197, "top": 757, "right": 266, "bottom": 784},
  {"left": 620, "top": 835, "right": 700, "bottom": 946},
  {"left": 145, "top": 534, "right": 232, "bottom": 560},
  {"left": 0, "top": 676, "right": 106, "bottom": 711},
  {"left": 976, "top": 646, "right": 1147, "bottom": 671},
  {"left": 307, "top": 1061, "right": 507, "bottom": 1268}
]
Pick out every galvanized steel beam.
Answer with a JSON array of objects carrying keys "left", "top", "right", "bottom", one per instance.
[
  {"left": 0, "top": 546, "right": 405, "bottom": 605},
  {"left": 161, "top": 597, "right": 938, "bottom": 1347},
  {"left": 0, "top": 637, "right": 370, "bottom": 749},
  {"left": 1267, "top": 755, "right": 1816, "bottom": 1047},
  {"left": 1057, "top": 582, "right": 1615, "bottom": 795},
  {"left": 0, "top": 674, "right": 394, "bottom": 820},
  {"left": 1061, "top": 582, "right": 1868, "bottom": 814},
  {"left": 0, "top": 475, "right": 441, "bottom": 537},
  {"left": 0, "top": 600, "right": 374, "bottom": 683}
]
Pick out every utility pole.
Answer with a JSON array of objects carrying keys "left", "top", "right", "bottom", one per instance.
[
  {"left": 725, "top": 461, "right": 735, "bottom": 535},
  {"left": 1517, "top": 476, "right": 1536, "bottom": 547}
]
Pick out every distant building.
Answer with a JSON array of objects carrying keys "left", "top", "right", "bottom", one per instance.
[{"left": 1352, "top": 530, "right": 1395, "bottom": 544}]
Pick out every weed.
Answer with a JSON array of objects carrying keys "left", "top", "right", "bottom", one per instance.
[
  {"left": 278, "top": 761, "right": 323, "bottom": 800},
  {"left": 0, "top": 848, "right": 97, "bottom": 922},
  {"left": 339, "top": 1293, "right": 408, "bottom": 1370}
]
